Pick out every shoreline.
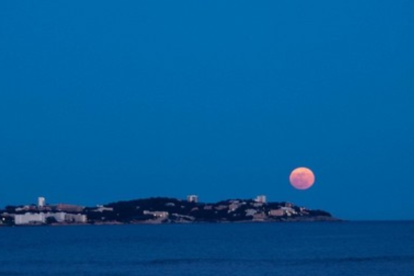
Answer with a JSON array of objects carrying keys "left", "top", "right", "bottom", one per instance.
[{"left": 1, "top": 216, "right": 342, "bottom": 227}]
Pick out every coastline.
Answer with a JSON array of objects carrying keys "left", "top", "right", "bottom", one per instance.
[{"left": 1, "top": 197, "right": 339, "bottom": 227}]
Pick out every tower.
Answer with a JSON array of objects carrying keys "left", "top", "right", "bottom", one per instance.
[
  {"left": 187, "top": 195, "right": 198, "bottom": 203},
  {"left": 38, "top": 197, "right": 46, "bottom": 207}
]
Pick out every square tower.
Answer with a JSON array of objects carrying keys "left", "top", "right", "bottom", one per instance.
[{"left": 38, "top": 197, "right": 46, "bottom": 207}]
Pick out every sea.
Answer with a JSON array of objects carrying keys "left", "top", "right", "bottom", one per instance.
[{"left": 1, "top": 221, "right": 413, "bottom": 276}]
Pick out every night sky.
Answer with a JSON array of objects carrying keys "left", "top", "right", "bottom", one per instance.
[{"left": 1, "top": 1, "right": 413, "bottom": 220}]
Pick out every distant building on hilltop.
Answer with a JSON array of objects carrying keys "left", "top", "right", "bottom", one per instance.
[
  {"left": 93, "top": 205, "right": 114, "bottom": 212},
  {"left": 55, "top": 204, "right": 84, "bottom": 213},
  {"left": 187, "top": 195, "right": 198, "bottom": 203},
  {"left": 38, "top": 197, "right": 46, "bottom": 207},
  {"left": 254, "top": 195, "right": 267, "bottom": 204}
]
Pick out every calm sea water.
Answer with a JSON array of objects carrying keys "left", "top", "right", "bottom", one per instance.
[{"left": 1, "top": 222, "right": 413, "bottom": 276}]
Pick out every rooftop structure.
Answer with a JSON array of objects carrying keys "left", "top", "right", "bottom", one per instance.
[
  {"left": 38, "top": 197, "right": 45, "bottom": 207},
  {"left": 255, "top": 195, "right": 267, "bottom": 204},
  {"left": 187, "top": 195, "right": 198, "bottom": 203},
  {"left": 55, "top": 204, "right": 84, "bottom": 213}
]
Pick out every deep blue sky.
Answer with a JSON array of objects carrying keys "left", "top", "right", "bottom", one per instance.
[{"left": 1, "top": 1, "right": 413, "bottom": 220}]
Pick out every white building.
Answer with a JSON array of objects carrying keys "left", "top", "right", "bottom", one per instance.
[
  {"left": 255, "top": 195, "right": 267, "bottom": 204},
  {"left": 38, "top": 197, "right": 46, "bottom": 207},
  {"left": 14, "top": 212, "right": 87, "bottom": 225},
  {"left": 65, "top": 213, "right": 87, "bottom": 223},
  {"left": 94, "top": 205, "right": 114, "bottom": 212},
  {"left": 15, "top": 213, "right": 46, "bottom": 225},
  {"left": 245, "top": 209, "right": 258, "bottom": 216},
  {"left": 143, "top": 210, "right": 169, "bottom": 218},
  {"left": 228, "top": 202, "right": 240, "bottom": 212},
  {"left": 281, "top": 207, "right": 297, "bottom": 216},
  {"left": 46, "top": 212, "right": 66, "bottom": 222},
  {"left": 187, "top": 195, "right": 198, "bottom": 203},
  {"left": 268, "top": 209, "right": 284, "bottom": 217}
]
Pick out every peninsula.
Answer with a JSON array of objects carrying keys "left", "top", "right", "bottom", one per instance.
[{"left": 0, "top": 196, "right": 338, "bottom": 226}]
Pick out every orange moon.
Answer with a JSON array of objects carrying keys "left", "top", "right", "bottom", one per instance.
[{"left": 289, "top": 167, "right": 315, "bottom": 190}]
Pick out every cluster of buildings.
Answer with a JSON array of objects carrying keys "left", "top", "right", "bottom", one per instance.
[
  {"left": 180, "top": 195, "right": 304, "bottom": 222},
  {"left": 130, "top": 195, "right": 271, "bottom": 222},
  {"left": 14, "top": 212, "right": 87, "bottom": 225},
  {"left": 188, "top": 195, "right": 266, "bottom": 204},
  {"left": 2, "top": 197, "right": 87, "bottom": 225},
  {"left": 0, "top": 193, "right": 320, "bottom": 225}
]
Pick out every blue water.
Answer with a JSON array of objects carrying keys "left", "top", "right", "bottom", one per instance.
[{"left": 1, "top": 222, "right": 413, "bottom": 276}]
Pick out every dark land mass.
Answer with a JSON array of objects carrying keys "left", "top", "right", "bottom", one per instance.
[{"left": 1, "top": 197, "right": 338, "bottom": 226}]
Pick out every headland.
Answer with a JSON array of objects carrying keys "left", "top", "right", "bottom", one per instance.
[{"left": 0, "top": 196, "right": 339, "bottom": 226}]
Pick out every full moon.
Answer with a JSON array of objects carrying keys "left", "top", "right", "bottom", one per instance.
[{"left": 289, "top": 167, "right": 315, "bottom": 190}]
